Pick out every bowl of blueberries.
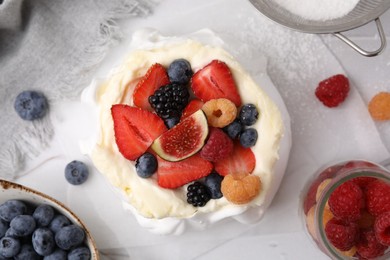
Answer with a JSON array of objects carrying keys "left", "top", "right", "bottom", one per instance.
[{"left": 0, "top": 179, "right": 99, "bottom": 259}]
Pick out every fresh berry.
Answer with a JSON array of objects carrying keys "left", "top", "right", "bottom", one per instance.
[
  {"left": 186, "top": 182, "right": 211, "bottom": 207},
  {"left": 14, "top": 90, "right": 48, "bottom": 121},
  {"left": 223, "top": 119, "right": 243, "bottom": 139},
  {"left": 191, "top": 60, "right": 242, "bottom": 106},
  {"left": 356, "top": 229, "right": 388, "bottom": 259},
  {"left": 239, "top": 104, "right": 259, "bottom": 126},
  {"left": 133, "top": 63, "right": 170, "bottom": 111},
  {"left": 43, "top": 248, "right": 67, "bottom": 260},
  {"left": 365, "top": 180, "right": 390, "bottom": 216},
  {"left": 0, "top": 200, "right": 27, "bottom": 222},
  {"left": 200, "top": 127, "right": 233, "bottom": 162},
  {"left": 239, "top": 128, "right": 258, "bottom": 148},
  {"left": 164, "top": 116, "right": 180, "bottom": 129},
  {"left": 328, "top": 180, "right": 364, "bottom": 222},
  {"left": 10, "top": 215, "right": 36, "bottom": 236},
  {"left": 315, "top": 74, "right": 350, "bottom": 108},
  {"left": 181, "top": 99, "right": 204, "bottom": 119},
  {"left": 111, "top": 105, "right": 167, "bottom": 161},
  {"left": 221, "top": 173, "right": 261, "bottom": 204},
  {"left": 156, "top": 153, "right": 213, "bottom": 189},
  {"left": 55, "top": 225, "right": 85, "bottom": 250},
  {"left": 14, "top": 244, "right": 41, "bottom": 260},
  {"left": 64, "top": 160, "right": 89, "bottom": 185},
  {"left": 374, "top": 211, "right": 390, "bottom": 246},
  {"left": 214, "top": 141, "right": 256, "bottom": 177},
  {"left": 202, "top": 98, "right": 237, "bottom": 128},
  {"left": 68, "top": 246, "right": 91, "bottom": 260},
  {"left": 368, "top": 91, "right": 390, "bottom": 121},
  {"left": 0, "top": 236, "right": 21, "bottom": 258},
  {"left": 33, "top": 204, "right": 55, "bottom": 227},
  {"left": 167, "top": 59, "right": 193, "bottom": 85},
  {"left": 324, "top": 218, "right": 358, "bottom": 251},
  {"left": 135, "top": 152, "right": 158, "bottom": 178},
  {"left": 32, "top": 228, "right": 55, "bottom": 256},
  {"left": 149, "top": 83, "right": 189, "bottom": 119},
  {"left": 205, "top": 172, "right": 224, "bottom": 199},
  {"left": 49, "top": 215, "right": 70, "bottom": 234}
]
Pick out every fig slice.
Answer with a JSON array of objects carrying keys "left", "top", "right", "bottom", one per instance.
[{"left": 152, "top": 110, "right": 209, "bottom": 161}]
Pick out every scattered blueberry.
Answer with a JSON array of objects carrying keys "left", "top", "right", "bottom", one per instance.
[
  {"left": 0, "top": 200, "right": 27, "bottom": 222},
  {"left": 0, "top": 236, "right": 21, "bottom": 258},
  {"left": 135, "top": 153, "right": 157, "bottom": 178},
  {"left": 223, "top": 119, "right": 243, "bottom": 139},
  {"left": 33, "top": 204, "right": 55, "bottom": 227},
  {"left": 68, "top": 246, "right": 91, "bottom": 260},
  {"left": 164, "top": 116, "right": 180, "bottom": 129},
  {"left": 49, "top": 215, "right": 70, "bottom": 234},
  {"left": 43, "top": 248, "right": 67, "bottom": 260},
  {"left": 239, "top": 104, "right": 259, "bottom": 126},
  {"left": 205, "top": 172, "right": 224, "bottom": 199},
  {"left": 240, "top": 128, "right": 258, "bottom": 148},
  {"left": 14, "top": 90, "right": 48, "bottom": 121},
  {"left": 0, "top": 219, "right": 8, "bottom": 238},
  {"left": 32, "top": 228, "right": 55, "bottom": 256},
  {"left": 64, "top": 160, "right": 89, "bottom": 185},
  {"left": 167, "top": 59, "right": 193, "bottom": 85},
  {"left": 14, "top": 244, "right": 41, "bottom": 260},
  {"left": 55, "top": 225, "right": 85, "bottom": 250},
  {"left": 10, "top": 215, "right": 36, "bottom": 237}
]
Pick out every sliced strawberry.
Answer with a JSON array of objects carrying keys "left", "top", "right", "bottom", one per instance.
[
  {"left": 214, "top": 141, "right": 256, "bottom": 176},
  {"left": 181, "top": 99, "right": 204, "bottom": 119},
  {"left": 191, "top": 60, "right": 242, "bottom": 106},
  {"left": 157, "top": 153, "right": 213, "bottom": 189},
  {"left": 133, "top": 63, "right": 170, "bottom": 111},
  {"left": 111, "top": 104, "right": 167, "bottom": 161}
]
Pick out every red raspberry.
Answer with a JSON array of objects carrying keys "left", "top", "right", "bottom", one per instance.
[
  {"left": 365, "top": 180, "right": 390, "bottom": 217},
  {"left": 325, "top": 218, "right": 358, "bottom": 251},
  {"left": 356, "top": 229, "right": 388, "bottom": 259},
  {"left": 374, "top": 211, "right": 390, "bottom": 246},
  {"left": 328, "top": 180, "right": 364, "bottom": 222},
  {"left": 200, "top": 127, "right": 233, "bottom": 162},
  {"left": 315, "top": 74, "right": 350, "bottom": 107}
]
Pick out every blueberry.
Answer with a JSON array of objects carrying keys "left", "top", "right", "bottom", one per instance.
[
  {"left": 0, "top": 236, "right": 21, "bottom": 258},
  {"left": 167, "top": 59, "right": 193, "bottom": 84},
  {"left": 135, "top": 153, "right": 157, "bottom": 178},
  {"left": 10, "top": 215, "right": 36, "bottom": 237},
  {"left": 43, "top": 248, "right": 67, "bottom": 260},
  {"left": 0, "top": 200, "right": 27, "bottom": 222},
  {"left": 55, "top": 225, "right": 85, "bottom": 250},
  {"left": 32, "top": 228, "right": 55, "bottom": 256},
  {"left": 205, "top": 172, "right": 224, "bottom": 199},
  {"left": 33, "top": 204, "right": 55, "bottom": 227},
  {"left": 0, "top": 220, "right": 8, "bottom": 238},
  {"left": 68, "top": 246, "right": 91, "bottom": 260},
  {"left": 223, "top": 119, "right": 243, "bottom": 139},
  {"left": 49, "top": 215, "right": 70, "bottom": 234},
  {"left": 239, "top": 104, "right": 259, "bottom": 126},
  {"left": 65, "top": 160, "right": 89, "bottom": 185},
  {"left": 14, "top": 244, "right": 41, "bottom": 260},
  {"left": 14, "top": 90, "right": 48, "bottom": 121},
  {"left": 164, "top": 116, "right": 180, "bottom": 129},
  {"left": 239, "top": 128, "right": 258, "bottom": 148}
]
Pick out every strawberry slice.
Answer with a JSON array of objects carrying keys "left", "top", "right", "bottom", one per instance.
[
  {"left": 191, "top": 60, "right": 242, "bottom": 107},
  {"left": 214, "top": 141, "right": 256, "bottom": 176},
  {"left": 111, "top": 104, "right": 167, "bottom": 161},
  {"left": 133, "top": 63, "right": 170, "bottom": 111},
  {"left": 181, "top": 99, "right": 204, "bottom": 119},
  {"left": 157, "top": 153, "right": 213, "bottom": 189}
]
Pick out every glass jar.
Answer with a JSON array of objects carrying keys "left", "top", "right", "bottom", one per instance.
[{"left": 301, "top": 160, "right": 390, "bottom": 260}]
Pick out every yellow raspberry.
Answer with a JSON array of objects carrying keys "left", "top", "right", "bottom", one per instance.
[{"left": 202, "top": 98, "right": 237, "bottom": 128}]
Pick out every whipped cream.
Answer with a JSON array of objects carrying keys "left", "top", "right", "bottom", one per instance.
[{"left": 82, "top": 29, "right": 287, "bottom": 234}]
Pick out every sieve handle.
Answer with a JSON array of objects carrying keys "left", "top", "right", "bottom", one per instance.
[{"left": 333, "top": 18, "right": 386, "bottom": 57}]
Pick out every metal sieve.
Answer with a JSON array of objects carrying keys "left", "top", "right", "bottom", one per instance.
[{"left": 249, "top": 0, "right": 390, "bottom": 56}]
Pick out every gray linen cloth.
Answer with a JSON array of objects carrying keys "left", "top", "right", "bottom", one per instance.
[{"left": 0, "top": 0, "right": 153, "bottom": 179}]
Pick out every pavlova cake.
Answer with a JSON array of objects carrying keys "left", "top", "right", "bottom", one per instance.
[{"left": 82, "top": 29, "right": 286, "bottom": 234}]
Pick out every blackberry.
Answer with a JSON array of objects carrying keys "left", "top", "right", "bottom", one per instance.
[
  {"left": 187, "top": 182, "right": 211, "bottom": 207},
  {"left": 148, "top": 83, "right": 189, "bottom": 119}
]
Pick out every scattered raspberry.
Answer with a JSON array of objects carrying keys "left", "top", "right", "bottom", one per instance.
[
  {"left": 325, "top": 218, "right": 358, "bottom": 251},
  {"left": 328, "top": 180, "right": 364, "bottom": 222},
  {"left": 356, "top": 229, "right": 388, "bottom": 259},
  {"left": 200, "top": 128, "right": 233, "bottom": 162},
  {"left": 315, "top": 74, "right": 350, "bottom": 108},
  {"left": 221, "top": 173, "right": 261, "bottom": 205},
  {"left": 365, "top": 180, "right": 390, "bottom": 217},
  {"left": 202, "top": 98, "right": 237, "bottom": 128},
  {"left": 368, "top": 92, "right": 390, "bottom": 121},
  {"left": 374, "top": 211, "right": 390, "bottom": 246}
]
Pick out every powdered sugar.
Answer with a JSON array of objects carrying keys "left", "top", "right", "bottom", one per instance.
[{"left": 272, "top": 0, "right": 360, "bottom": 21}]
